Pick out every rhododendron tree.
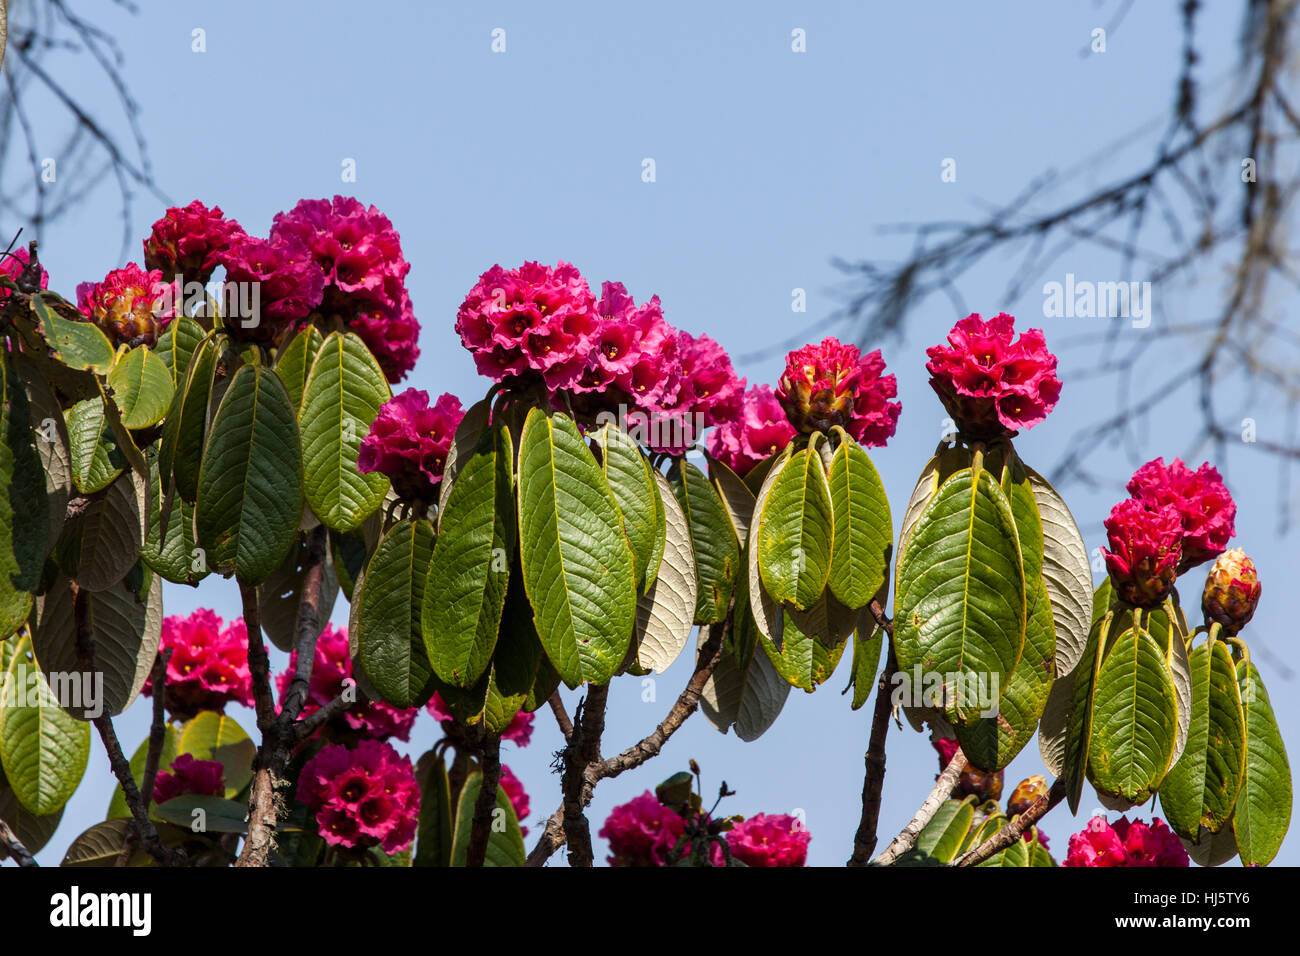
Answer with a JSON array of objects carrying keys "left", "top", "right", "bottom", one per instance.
[{"left": 0, "top": 220, "right": 1289, "bottom": 872}]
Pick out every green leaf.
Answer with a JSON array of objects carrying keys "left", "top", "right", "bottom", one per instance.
[
  {"left": 107, "top": 725, "right": 179, "bottom": 820},
  {"left": 0, "top": 634, "right": 90, "bottom": 815},
  {"left": 914, "top": 795, "right": 976, "bottom": 863},
  {"left": 756, "top": 442, "right": 832, "bottom": 612},
  {"left": 669, "top": 459, "right": 740, "bottom": 625},
  {"left": 61, "top": 819, "right": 150, "bottom": 867},
  {"left": 629, "top": 470, "right": 697, "bottom": 674},
  {"left": 893, "top": 464, "right": 1026, "bottom": 725},
  {"left": 848, "top": 603, "right": 885, "bottom": 711},
  {"left": 955, "top": 576, "right": 1056, "bottom": 771},
  {"left": 155, "top": 316, "right": 206, "bottom": 388},
  {"left": 826, "top": 431, "right": 892, "bottom": 610},
  {"left": 274, "top": 325, "right": 325, "bottom": 413},
  {"left": 423, "top": 426, "right": 514, "bottom": 687},
  {"left": 16, "top": 353, "right": 72, "bottom": 554},
  {"left": 59, "top": 469, "right": 148, "bottom": 592},
  {"left": 1160, "top": 640, "right": 1246, "bottom": 839},
  {"left": 1087, "top": 625, "right": 1178, "bottom": 805},
  {"left": 30, "top": 293, "right": 114, "bottom": 373},
  {"left": 153, "top": 794, "right": 249, "bottom": 834},
  {"left": 414, "top": 751, "right": 453, "bottom": 867},
  {"left": 142, "top": 469, "right": 208, "bottom": 586},
  {"left": 65, "top": 397, "right": 126, "bottom": 494},
  {"left": 106, "top": 346, "right": 174, "bottom": 430},
  {"left": 516, "top": 409, "right": 636, "bottom": 688},
  {"left": 437, "top": 398, "right": 492, "bottom": 521},
  {"left": 257, "top": 534, "right": 339, "bottom": 652},
  {"left": 357, "top": 517, "right": 438, "bottom": 707},
  {"left": 758, "top": 578, "right": 857, "bottom": 692},
  {"left": 1183, "top": 820, "right": 1240, "bottom": 867},
  {"left": 177, "top": 712, "right": 255, "bottom": 798},
  {"left": 1024, "top": 466, "right": 1093, "bottom": 678},
  {"left": 0, "top": 766, "right": 64, "bottom": 857},
  {"left": 897, "top": 442, "right": 970, "bottom": 563},
  {"left": 705, "top": 452, "right": 756, "bottom": 545},
  {"left": 449, "top": 772, "right": 526, "bottom": 867},
  {"left": 1233, "top": 660, "right": 1292, "bottom": 865},
  {"left": 0, "top": 354, "right": 49, "bottom": 634},
  {"left": 160, "top": 335, "right": 217, "bottom": 503},
  {"left": 34, "top": 571, "right": 162, "bottom": 719},
  {"left": 195, "top": 364, "right": 303, "bottom": 584},
  {"left": 700, "top": 615, "right": 791, "bottom": 742},
  {"left": 299, "top": 331, "right": 391, "bottom": 533},
  {"left": 1064, "top": 611, "right": 1110, "bottom": 813},
  {"left": 481, "top": 568, "right": 546, "bottom": 734},
  {"left": 595, "top": 423, "right": 662, "bottom": 590},
  {"left": 987, "top": 446, "right": 1043, "bottom": 586}
]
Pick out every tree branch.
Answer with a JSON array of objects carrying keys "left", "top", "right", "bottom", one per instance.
[
  {"left": 954, "top": 778, "right": 1067, "bottom": 866},
  {"left": 0, "top": 817, "right": 38, "bottom": 868},
  {"left": 466, "top": 732, "right": 501, "bottom": 868},
  {"left": 871, "top": 747, "right": 967, "bottom": 865},
  {"left": 547, "top": 690, "right": 574, "bottom": 743},
  {"left": 849, "top": 601, "right": 896, "bottom": 866},
  {"left": 562, "top": 682, "right": 608, "bottom": 868}
]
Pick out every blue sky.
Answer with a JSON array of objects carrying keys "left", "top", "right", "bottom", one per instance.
[{"left": 7, "top": 0, "right": 1294, "bottom": 866}]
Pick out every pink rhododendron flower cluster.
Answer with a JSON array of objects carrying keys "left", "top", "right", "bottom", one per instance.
[
  {"left": 357, "top": 389, "right": 465, "bottom": 504},
  {"left": 297, "top": 740, "right": 419, "bottom": 853},
  {"left": 499, "top": 765, "right": 531, "bottom": 837},
  {"left": 1125, "top": 457, "right": 1236, "bottom": 572},
  {"left": 1063, "top": 815, "right": 1189, "bottom": 867},
  {"left": 1101, "top": 498, "right": 1183, "bottom": 607},
  {"left": 217, "top": 235, "right": 325, "bottom": 344},
  {"left": 76, "top": 263, "right": 178, "bottom": 349},
  {"left": 152, "top": 753, "right": 225, "bottom": 805},
  {"left": 142, "top": 609, "right": 256, "bottom": 719},
  {"left": 143, "top": 200, "right": 247, "bottom": 285},
  {"left": 599, "top": 791, "right": 687, "bottom": 866},
  {"left": 0, "top": 246, "right": 47, "bottom": 300},
  {"left": 705, "top": 384, "right": 797, "bottom": 476},
  {"left": 1201, "top": 548, "right": 1261, "bottom": 636},
  {"left": 925, "top": 312, "right": 1061, "bottom": 439},
  {"left": 775, "top": 337, "right": 900, "bottom": 446},
  {"left": 271, "top": 196, "right": 419, "bottom": 382},
  {"left": 276, "top": 624, "right": 417, "bottom": 742},
  {"left": 724, "top": 813, "right": 810, "bottom": 867},
  {"left": 425, "top": 693, "right": 534, "bottom": 748}
]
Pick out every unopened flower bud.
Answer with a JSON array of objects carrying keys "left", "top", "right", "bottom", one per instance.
[
  {"left": 1201, "top": 548, "right": 1261, "bottom": 636},
  {"left": 1006, "top": 774, "right": 1049, "bottom": 817}
]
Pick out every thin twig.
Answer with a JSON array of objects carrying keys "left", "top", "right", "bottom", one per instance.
[
  {"left": 954, "top": 778, "right": 1068, "bottom": 867},
  {"left": 548, "top": 690, "right": 574, "bottom": 743},
  {"left": 871, "top": 748, "right": 967, "bottom": 865},
  {"left": 0, "top": 818, "right": 38, "bottom": 868},
  {"left": 849, "top": 602, "right": 897, "bottom": 867}
]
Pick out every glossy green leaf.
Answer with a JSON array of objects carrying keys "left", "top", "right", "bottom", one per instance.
[
  {"left": 30, "top": 293, "right": 114, "bottom": 373},
  {"left": 595, "top": 423, "right": 662, "bottom": 591},
  {"left": 449, "top": 772, "right": 526, "bottom": 867},
  {"left": 299, "top": 331, "right": 391, "bottom": 532},
  {"left": 756, "top": 442, "right": 832, "bottom": 611},
  {"left": 424, "top": 427, "right": 514, "bottom": 687},
  {"left": 107, "top": 346, "right": 174, "bottom": 430},
  {"left": 142, "top": 471, "right": 208, "bottom": 586},
  {"left": 60, "top": 469, "right": 148, "bottom": 592},
  {"left": 914, "top": 795, "right": 976, "bottom": 863},
  {"left": 153, "top": 794, "right": 250, "bottom": 834},
  {"left": 897, "top": 443, "right": 971, "bottom": 563},
  {"left": 155, "top": 316, "right": 206, "bottom": 388},
  {"left": 195, "top": 364, "right": 303, "bottom": 584},
  {"left": 1233, "top": 660, "right": 1292, "bottom": 865},
  {"left": 670, "top": 459, "right": 740, "bottom": 625},
  {"left": 893, "top": 465, "right": 1026, "bottom": 725},
  {"left": 705, "top": 452, "right": 756, "bottom": 545},
  {"left": 357, "top": 517, "right": 437, "bottom": 708},
  {"left": 160, "top": 336, "right": 217, "bottom": 503},
  {"left": 516, "top": 409, "right": 636, "bottom": 688},
  {"left": 414, "top": 751, "right": 453, "bottom": 867},
  {"left": 0, "top": 354, "right": 48, "bottom": 634},
  {"left": 1064, "top": 611, "right": 1110, "bottom": 813},
  {"left": 65, "top": 397, "right": 125, "bottom": 494},
  {"left": 274, "top": 325, "right": 325, "bottom": 413},
  {"left": 848, "top": 603, "right": 885, "bottom": 711},
  {"left": 826, "top": 432, "right": 892, "bottom": 610}
]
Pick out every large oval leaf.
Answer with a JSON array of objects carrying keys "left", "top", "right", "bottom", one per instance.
[
  {"left": 423, "top": 426, "right": 514, "bottom": 687},
  {"left": 30, "top": 293, "right": 114, "bottom": 373},
  {"left": 61, "top": 469, "right": 148, "bottom": 592},
  {"left": 274, "top": 325, "right": 325, "bottom": 413},
  {"left": 107, "top": 346, "right": 174, "bottom": 430},
  {"left": 0, "top": 766, "right": 64, "bottom": 858},
  {"left": 195, "top": 363, "right": 303, "bottom": 585},
  {"left": 897, "top": 442, "right": 970, "bottom": 563},
  {"left": 516, "top": 409, "right": 636, "bottom": 688},
  {"left": 142, "top": 470, "right": 208, "bottom": 586},
  {"left": 65, "top": 397, "right": 125, "bottom": 494},
  {"left": 705, "top": 452, "right": 756, "bottom": 545},
  {"left": 630, "top": 470, "right": 696, "bottom": 674},
  {"left": 1232, "top": 660, "right": 1292, "bottom": 866},
  {"left": 155, "top": 315, "right": 206, "bottom": 388},
  {"left": 826, "top": 432, "right": 892, "bottom": 610},
  {"left": 0, "top": 353, "right": 48, "bottom": 635},
  {"left": 595, "top": 423, "right": 663, "bottom": 591},
  {"left": 894, "top": 465, "right": 1026, "bottom": 725},
  {"left": 759, "top": 588, "right": 857, "bottom": 692},
  {"left": 756, "top": 443, "right": 832, "bottom": 611},
  {"left": 357, "top": 517, "right": 438, "bottom": 707},
  {"left": 669, "top": 459, "right": 740, "bottom": 624},
  {"left": 17, "top": 353, "right": 71, "bottom": 553},
  {"left": 1087, "top": 625, "right": 1178, "bottom": 805},
  {"left": 160, "top": 335, "right": 217, "bottom": 503},
  {"left": 1024, "top": 465, "right": 1092, "bottom": 677},
  {"left": 299, "top": 331, "right": 391, "bottom": 532},
  {"left": 1159, "top": 639, "right": 1246, "bottom": 839},
  {"left": 0, "top": 634, "right": 90, "bottom": 815},
  {"left": 414, "top": 752, "right": 453, "bottom": 867}
]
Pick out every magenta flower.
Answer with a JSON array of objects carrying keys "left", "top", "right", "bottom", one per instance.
[
  {"left": 76, "top": 263, "right": 178, "bottom": 348},
  {"left": 142, "top": 609, "right": 257, "bottom": 720},
  {"left": 499, "top": 765, "right": 531, "bottom": 837},
  {"left": 0, "top": 246, "right": 48, "bottom": 300},
  {"left": 645, "top": 331, "right": 746, "bottom": 455},
  {"left": 425, "top": 693, "right": 534, "bottom": 747},
  {"left": 143, "top": 200, "right": 247, "bottom": 286},
  {"left": 275, "top": 624, "right": 417, "bottom": 742},
  {"left": 705, "top": 384, "right": 797, "bottom": 476},
  {"left": 1102, "top": 498, "right": 1183, "bottom": 607},
  {"left": 925, "top": 312, "right": 1061, "bottom": 440},
  {"left": 776, "top": 337, "right": 900, "bottom": 446},
  {"left": 349, "top": 289, "right": 421, "bottom": 384},
  {"left": 1126, "top": 458, "right": 1236, "bottom": 572},
  {"left": 217, "top": 235, "right": 325, "bottom": 344},
  {"left": 1064, "top": 815, "right": 1188, "bottom": 867},
  {"left": 599, "top": 791, "right": 686, "bottom": 867},
  {"left": 152, "top": 753, "right": 225, "bottom": 805},
  {"left": 357, "top": 388, "right": 464, "bottom": 505},
  {"left": 297, "top": 740, "right": 420, "bottom": 854},
  {"left": 725, "top": 813, "right": 810, "bottom": 867}
]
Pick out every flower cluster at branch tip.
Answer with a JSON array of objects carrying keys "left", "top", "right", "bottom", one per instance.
[
  {"left": 1101, "top": 498, "right": 1183, "bottom": 607},
  {"left": 143, "top": 200, "right": 247, "bottom": 286},
  {"left": 776, "top": 337, "right": 901, "bottom": 446},
  {"left": 297, "top": 740, "right": 419, "bottom": 854},
  {"left": 217, "top": 235, "right": 324, "bottom": 345},
  {"left": 271, "top": 196, "right": 419, "bottom": 382},
  {"left": 933, "top": 737, "right": 1003, "bottom": 803},
  {"left": 924, "top": 312, "right": 1061, "bottom": 440},
  {"left": 425, "top": 693, "right": 534, "bottom": 748},
  {"left": 357, "top": 389, "right": 465, "bottom": 505},
  {"left": 0, "top": 246, "right": 47, "bottom": 299},
  {"left": 1201, "top": 548, "right": 1261, "bottom": 636},
  {"left": 1126, "top": 457, "right": 1237, "bottom": 572},
  {"left": 275, "top": 624, "right": 417, "bottom": 742},
  {"left": 499, "top": 765, "right": 531, "bottom": 837},
  {"left": 152, "top": 753, "right": 225, "bottom": 805},
  {"left": 705, "top": 384, "right": 797, "bottom": 476},
  {"left": 1063, "top": 815, "right": 1189, "bottom": 867},
  {"left": 456, "top": 263, "right": 745, "bottom": 454},
  {"left": 142, "top": 609, "right": 256, "bottom": 720},
  {"left": 599, "top": 791, "right": 689, "bottom": 866},
  {"left": 76, "top": 263, "right": 178, "bottom": 349},
  {"left": 725, "top": 813, "right": 810, "bottom": 867}
]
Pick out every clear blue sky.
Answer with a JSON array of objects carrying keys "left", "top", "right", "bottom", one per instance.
[{"left": 9, "top": 0, "right": 1294, "bottom": 866}]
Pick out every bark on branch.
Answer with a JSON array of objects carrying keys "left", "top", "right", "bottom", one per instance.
[
  {"left": 872, "top": 747, "right": 967, "bottom": 865},
  {"left": 848, "top": 600, "right": 896, "bottom": 866},
  {"left": 955, "top": 777, "right": 1067, "bottom": 866}
]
